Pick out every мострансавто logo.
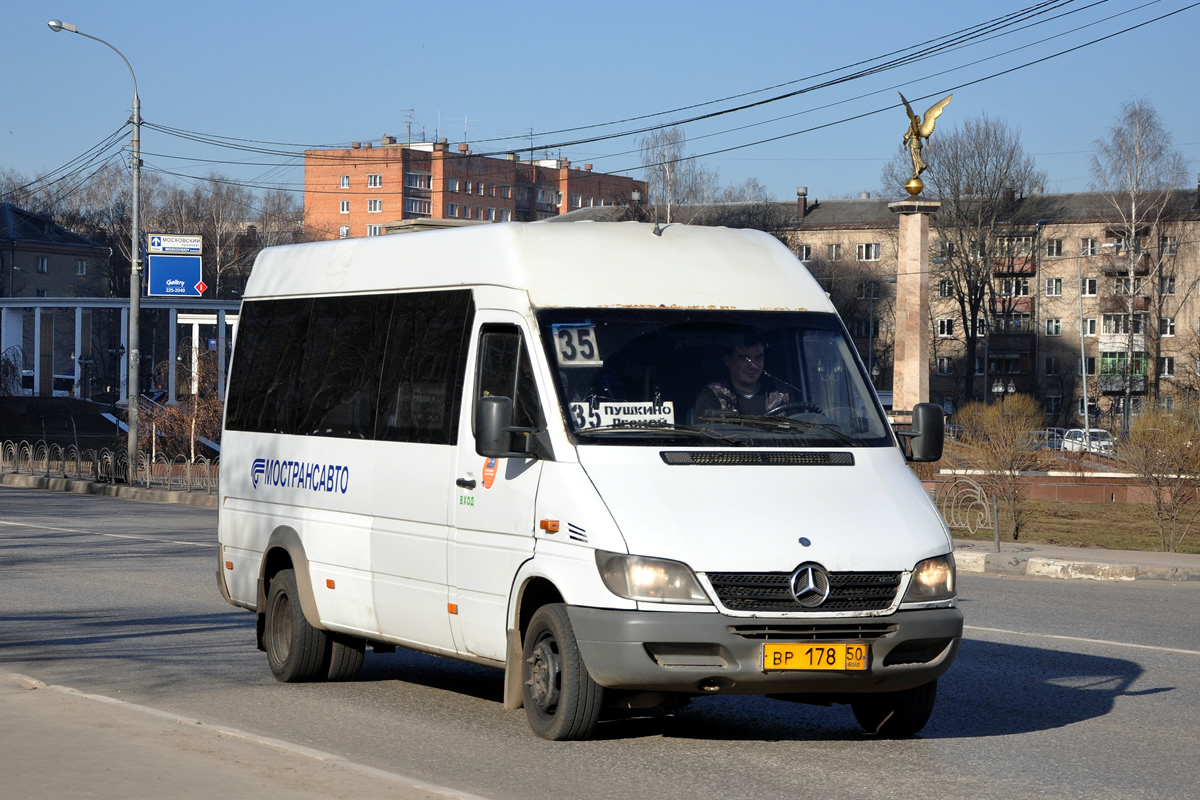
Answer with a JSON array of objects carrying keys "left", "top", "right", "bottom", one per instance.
[{"left": 251, "top": 457, "right": 349, "bottom": 494}]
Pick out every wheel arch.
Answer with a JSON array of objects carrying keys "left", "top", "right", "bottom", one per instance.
[
  {"left": 256, "top": 525, "right": 325, "bottom": 633},
  {"left": 502, "top": 575, "right": 565, "bottom": 709}
]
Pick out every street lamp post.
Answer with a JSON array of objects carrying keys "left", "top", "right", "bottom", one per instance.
[
  {"left": 1077, "top": 247, "right": 1091, "bottom": 452},
  {"left": 49, "top": 19, "right": 142, "bottom": 470},
  {"left": 992, "top": 378, "right": 1016, "bottom": 421}
]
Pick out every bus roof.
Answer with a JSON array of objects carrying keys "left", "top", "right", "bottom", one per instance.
[{"left": 244, "top": 221, "right": 834, "bottom": 312}]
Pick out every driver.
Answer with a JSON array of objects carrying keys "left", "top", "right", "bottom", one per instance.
[{"left": 695, "top": 338, "right": 791, "bottom": 417}]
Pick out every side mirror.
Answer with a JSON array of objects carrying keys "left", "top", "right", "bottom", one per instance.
[
  {"left": 907, "top": 402, "right": 945, "bottom": 462},
  {"left": 476, "top": 395, "right": 514, "bottom": 457}
]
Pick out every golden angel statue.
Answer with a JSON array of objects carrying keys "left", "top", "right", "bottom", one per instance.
[{"left": 898, "top": 91, "right": 952, "bottom": 192}]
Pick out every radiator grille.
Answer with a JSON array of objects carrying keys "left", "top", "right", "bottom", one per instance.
[{"left": 707, "top": 571, "right": 901, "bottom": 612}]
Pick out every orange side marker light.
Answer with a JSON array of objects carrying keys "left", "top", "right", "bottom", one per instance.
[
  {"left": 539, "top": 519, "right": 560, "bottom": 533},
  {"left": 447, "top": 603, "right": 458, "bottom": 615},
  {"left": 224, "top": 561, "right": 233, "bottom": 570},
  {"left": 326, "top": 579, "right": 336, "bottom": 589}
]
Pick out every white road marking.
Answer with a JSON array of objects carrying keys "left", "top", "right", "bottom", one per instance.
[
  {"left": 967, "top": 625, "right": 1200, "bottom": 657},
  {"left": 0, "top": 518, "right": 211, "bottom": 548}
]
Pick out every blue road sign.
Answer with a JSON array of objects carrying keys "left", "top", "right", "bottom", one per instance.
[{"left": 147, "top": 254, "right": 205, "bottom": 297}]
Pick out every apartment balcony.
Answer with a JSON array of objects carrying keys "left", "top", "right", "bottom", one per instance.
[
  {"left": 1098, "top": 375, "right": 1146, "bottom": 393},
  {"left": 990, "top": 257, "right": 1036, "bottom": 276},
  {"left": 1100, "top": 295, "right": 1150, "bottom": 313},
  {"left": 1098, "top": 332, "right": 1147, "bottom": 351}
]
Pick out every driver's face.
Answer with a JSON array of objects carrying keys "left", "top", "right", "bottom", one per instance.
[{"left": 725, "top": 344, "right": 764, "bottom": 392}]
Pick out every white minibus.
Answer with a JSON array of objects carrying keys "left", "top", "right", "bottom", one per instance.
[{"left": 216, "top": 222, "right": 960, "bottom": 740}]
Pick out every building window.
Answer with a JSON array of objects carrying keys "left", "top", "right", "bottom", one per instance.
[
  {"left": 999, "top": 278, "right": 1029, "bottom": 297},
  {"left": 477, "top": 183, "right": 485, "bottom": 197},
  {"left": 1102, "top": 313, "right": 1147, "bottom": 335},
  {"left": 404, "top": 198, "right": 432, "bottom": 216},
  {"left": 405, "top": 172, "right": 432, "bottom": 190},
  {"left": 1045, "top": 318, "right": 1062, "bottom": 336},
  {"left": 367, "top": 174, "right": 382, "bottom": 188},
  {"left": 1161, "top": 396, "right": 1176, "bottom": 411},
  {"left": 998, "top": 235, "right": 1033, "bottom": 257},
  {"left": 827, "top": 244, "right": 842, "bottom": 261},
  {"left": 464, "top": 180, "right": 473, "bottom": 194},
  {"left": 447, "top": 203, "right": 459, "bottom": 217},
  {"left": 796, "top": 244, "right": 812, "bottom": 260},
  {"left": 1045, "top": 239, "right": 1063, "bottom": 257},
  {"left": 1045, "top": 357, "right": 1060, "bottom": 376},
  {"left": 1084, "top": 318, "right": 1097, "bottom": 336},
  {"left": 936, "top": 357, "right": 952, "bottom": 376},
  {"left": 1160, "top": 235, "right": 1178, "bottom": 256},
  {"left": 989, "top": 354, "right": 1021, "bottom": 375},
  {"left": 936, "top": 318, "right": 955, "bottom": 337},
  {"left": 1081, "top": 278, "right": 1098, "bottom": 296},
  {"left": 1100, "top": 351, "right": 1146, "bottom": 377},
  {"left": 338, "top": 226, "right": 350, "bottom": 239},
  {"left": 447, "top": 178, "right": 459, "bottom": 192},
  {"left": 36, "top": 257, "right": 48, "bottom": 273},
  {"left": 938, "top": 279, "right": 954, "bottom": 298},
  {"left": 340, "top": 200, "right": 350, "bottom": 214},
  {"left": 76, "top": 260, "right": 87, "bottom": 276},
  {"left": 1159, "top": 356, "right": 1175, "bottom": 378},
  {"left": 1160, "top": 317, "right": 1176, "bottom": 336},
  {"left": 501, "top": 209, "right": 512, "bottom": 222},
  {"left": 366, "top": 225, "right": 382, "bottom": 237},
  {"left": 1045, "top": 278, "right": 1062, "bottom": 296},
  {"left": 938, "top": 240, "right": 956, "bottom": 258},
  {"left": 1114, "top": 277, "right": 1144, "bottom": 296},
  {"left": 340, "top": 175, "right": 350, "bottom": 189},
  {"left": 1079, "top": 356, "right": 1097, "bottom": 376},
  {"left": 487, "top": 208, "right": 497, "bottom": 221},
  {"left": 1081, "top": 238, "right": 1097, "bottom": 257},
  {"left": 856, "top": 243, "right": 881, "bottom": 262},
  {"left": 1160, "top": 275, "right": 1176, "bottom": 295},
  {"left": 1045, "top": 395, "right": 1062, "bottom": 415},
  {"left": 975, "top": 356, "right": 985, "bottom": 376},
  {"left": 368, "top": 199, "right": 383, "bottom": 213}
]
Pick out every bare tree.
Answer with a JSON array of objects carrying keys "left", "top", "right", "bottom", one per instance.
[
  {"left": 954, "top": 393, "right": 1045, "bottom": 540},
  {"left": 883, "top": 115, "right": 1046, "bottom": 406},
  {"left": 639, "top": 127, "right": 721, "bottom": 223},
  {"left": 1121, "top": 405, "right": 1200, "bottom": 552},
  {"left": 1090, "top": 99, "right": 1188, "bottom": 431}
]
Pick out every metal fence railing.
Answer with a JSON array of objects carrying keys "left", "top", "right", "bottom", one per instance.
[{"left": 0, "top": 439, "right": 219, "bottom": 494}]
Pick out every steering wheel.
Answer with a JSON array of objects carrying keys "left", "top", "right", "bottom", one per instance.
[{"left": 769, "top": 401, "right": 824, "bottom": 417}]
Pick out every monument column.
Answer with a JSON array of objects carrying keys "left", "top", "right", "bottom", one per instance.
[{"left": 888, "top": 197, "right": 939, "bottom": 412}]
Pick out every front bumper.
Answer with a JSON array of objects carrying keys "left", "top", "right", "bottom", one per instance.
[{"left": 566, "top": 605, "right": 962, "bottom": 695}]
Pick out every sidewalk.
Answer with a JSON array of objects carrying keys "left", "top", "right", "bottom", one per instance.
[
  {"left": 0, "top": 673, "right": 486, "bottom": 800},
  {"left": 954, "top": 537, "right": 1200, "bottom": 581}
]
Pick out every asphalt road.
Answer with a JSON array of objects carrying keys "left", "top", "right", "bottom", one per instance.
[{"left": 2, "top": 486, "right": 1198, "bottom": 799}]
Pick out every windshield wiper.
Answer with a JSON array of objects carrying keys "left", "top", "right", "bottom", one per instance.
[
  {"left": 697, "top": 414, "right": 860, "bottom": 446},
  {"left": 575, "top": 423, "right": 745, "bottom": 443}
]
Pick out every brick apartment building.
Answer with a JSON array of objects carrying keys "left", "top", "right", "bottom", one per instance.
[{"left": 304, "top": 136, "right": 646, "bottom": 240}]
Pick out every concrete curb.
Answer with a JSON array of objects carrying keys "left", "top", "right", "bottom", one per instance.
[
  {"left": 0, "top": 472, "right": 218, "bottom": 508},
  {"left": 954, "top": 541, "right": 1200, "bottom": 582}
]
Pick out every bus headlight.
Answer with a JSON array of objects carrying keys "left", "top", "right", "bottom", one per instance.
[
  {"left": 903, "top": 554, "right": 956, "bottom": 602},
  {"left": 596, "top": 551, "right": 711, "bottom": 604}
]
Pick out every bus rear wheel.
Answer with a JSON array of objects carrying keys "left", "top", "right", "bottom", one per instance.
[{"left": 264, "top": 568, "right": 329, "bottom": 682}]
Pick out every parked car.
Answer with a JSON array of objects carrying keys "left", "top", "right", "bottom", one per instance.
[
  {"left": 1027, "top": 429, "right": 1065, "bottom": 451},
  {"left": 1062, "top": 428, "right": 1115, "bottom": 454}
]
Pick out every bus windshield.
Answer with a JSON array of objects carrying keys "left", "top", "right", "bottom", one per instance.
[{"left": 536, "top": 308, "right": 893, "bottom": 448}]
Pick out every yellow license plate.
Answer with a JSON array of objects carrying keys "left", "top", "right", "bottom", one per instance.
[{"left": 763, "top": 643, "right": 869, "bottom": 671}]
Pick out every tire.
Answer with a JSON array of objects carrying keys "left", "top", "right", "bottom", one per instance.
[
  {"left": 327, "top": 633, "right": 366, "bottom": 681},
  {"left": 522, "top": 604, "right": 603, "bottom": 741},
  {"left": 851, "top": 679, "right": 938, "bottom": 736},
  {"left": 264, "top": 568, "right": 330, "bottom": 682}
]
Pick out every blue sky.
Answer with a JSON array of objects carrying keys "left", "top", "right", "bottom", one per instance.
[{"left": 5, "top": 1, "right": 1198, "bottom": 206}]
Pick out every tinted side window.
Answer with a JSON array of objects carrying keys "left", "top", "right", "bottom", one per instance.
[
  {"left": 294, "top": 295, "right": 393, "bottom": 438},
  {"left": 476, "top": 324, "right": 542, "bottom": 431},
  {"left": 376, "top": 290, "right": 473, "bottom": 444},
  {"left": 226, "top": 298, "right": 310, "bottom": 433}
]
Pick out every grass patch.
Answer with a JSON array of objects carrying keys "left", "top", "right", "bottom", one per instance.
[{"left": 953, "top": 498, "right": 1200, "bottom": 554}]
